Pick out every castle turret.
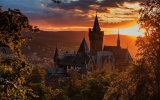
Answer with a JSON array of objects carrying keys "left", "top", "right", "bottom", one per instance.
[
  {"left": 53, "top": 46, "right": 60, "bottom": 62},
  {"left": 93, "top": 13, "right": 100, "bottom": 31},
  {"left": 117, "top": 30, "right": 121, "bottom": 48},
  {"left": 89, "top": 12, "right": 104, "bottom": 55},
  {"left": 77, "top": 38, "right": 90, "bottom": 57}
]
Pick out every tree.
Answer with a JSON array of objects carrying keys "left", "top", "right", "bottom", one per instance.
[
  {"left": 104, "top": 65, "right": 156, "bottom": 100},
  {"left": 25, "top": 66, "right": 55, "bottom": 100},
  {"left": 26, "top": 66, "right": 45, "bottom": 84},
  {"left": 136, "top": 0, "right": 160, "bottom": 99},
  {"left": 104, "top": 1, "right": 160, "bottom": 99},
  {"left": 0, "top": 7, "right": 39, "bottom": 99},
  {"left": 0, "top": 7, "right": 39, "bottom": 57},
  {"left": 56, "top": 68, "right": 111, "bottom": 100}
]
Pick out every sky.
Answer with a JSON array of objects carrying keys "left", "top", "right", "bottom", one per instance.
[{"left": 0, "top": 0, "right": 146, "bottom": 36}]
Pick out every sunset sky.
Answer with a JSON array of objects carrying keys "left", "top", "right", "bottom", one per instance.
[{"left": 1, "top": 0, "right": 146, "bottom": 36}]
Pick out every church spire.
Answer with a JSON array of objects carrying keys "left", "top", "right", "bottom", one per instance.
[
  {"left": 93, "top": 12, "right": 100, "bottom": 31},
  {"left": 117, "top": 29, "right": 120, "bottom": 48},
  {"left": 53, "top": 46, "right": 60, "bottom": 62}
]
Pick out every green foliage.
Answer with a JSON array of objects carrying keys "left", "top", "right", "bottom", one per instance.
[
  {"left": 26, "top": 66, "right": 45, "bottom": 84},
  {"left": 25, "top": 65, "right": 71, "bottom": 100},
  {"left": 136, "top": 0, "right": 160, "bottom": 99},
  {"left": 25, "top": 66, "right": 53, "bottom": 100},
  {"left": 0, "top": 7, "right": 39, "bottom": 57},
  {"left": 28, "top": 83, "right": 54, "bottom": 100},
  {"left": 0, "top": 7, "right": 39, "bottom": 99},
  {"left": 104, "top": 0, "right": 160, "bottom": 99},
  {"left": 55, "top": 68, "right": 111, "bottom": 100}
]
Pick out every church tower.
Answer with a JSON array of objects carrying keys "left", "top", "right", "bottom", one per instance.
[
  {"left": 89, "top": 12, "right": 104, "bottom": 55},
  {"left": 117, "top": 30, "right": 121, "bottom": 48}
]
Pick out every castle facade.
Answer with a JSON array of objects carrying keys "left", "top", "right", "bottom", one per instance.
[{"left": 46, "top": 13, "right": 133, "bottom": 86}]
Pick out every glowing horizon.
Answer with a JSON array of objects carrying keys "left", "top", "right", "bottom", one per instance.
[
  {"left": 37, "top": 24, "right": 144, "bottom": 37},
  {"left": 30, "top": 1, "right": 143, "bottom": 36},
  {"left": 1, "top": 0, "right": 144, "bottom": 36}
]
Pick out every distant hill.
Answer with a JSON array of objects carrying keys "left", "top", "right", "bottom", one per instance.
[{"left": 22, "top": 31, "right": 137, "bottom": 59}]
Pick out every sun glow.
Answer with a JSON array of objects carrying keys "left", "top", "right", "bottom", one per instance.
[
  {"left": 123, "top": 2, "right": 141, "bottom": 10},
  {"left": 117, "top": 25, "right": 145, "bottom": 36}
]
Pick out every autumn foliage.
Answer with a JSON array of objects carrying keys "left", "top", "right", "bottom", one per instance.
[{"left": 1, "top": 0, "right": 160, "bottom": 99}]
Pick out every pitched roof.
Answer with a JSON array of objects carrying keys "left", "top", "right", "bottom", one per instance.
[
  {"left": 77, "top": 38, "right": 90, "bottom": 56},
  {"left": 58, "top": 56, "right": 87, "bottom": 67},
  {"left": 103, "top": 46, "right": 131, "bottom": 61},
  {"left": 93, "top": 13, "right": 100, "bottom": 31},
  {"left": 103, "top": 46, "right": 117, "bottom": 52},
  {"left": 53, "top": 47, "right": 60, "bottom": 62},
  {"left": 47, "top": 68, "right": 69, "bottom": 78}
]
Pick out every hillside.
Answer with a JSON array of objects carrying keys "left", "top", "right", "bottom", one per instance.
[{"left": 22, "top": 31, "right": 137, "bottom": 60}]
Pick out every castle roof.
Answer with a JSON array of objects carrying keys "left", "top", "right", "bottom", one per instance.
[
  {"left": 103, "top": 46, "right": 130, "bottom": 61},
  {"left": 93, "top": 13, "right": 100, "bottom": 31},
  {"left": 47, "top": 68, "right": 69, "bottom": 78},
  {"left": 58, "top": 56, "right": 87, "bottom": 67},
  {"left": 77, "top": 38, "right": 90, "bottom": 57},
  {"left": 53, "top": 47, "right": 60, "bottom": 62}
]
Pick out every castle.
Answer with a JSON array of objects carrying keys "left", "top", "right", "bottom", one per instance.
[{"left": 45, "top": 13, "right": 133, "bottom": 86}]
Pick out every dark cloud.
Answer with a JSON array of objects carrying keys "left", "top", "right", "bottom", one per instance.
[
  {"left": 47, "top": 0, "right": 109, "bottom": 13},
  {"left": 0, "top": 0, "right": 145, "bottom": 30},
  {"left": 44, "top": 0, "right": 127, "bottom": 27}
]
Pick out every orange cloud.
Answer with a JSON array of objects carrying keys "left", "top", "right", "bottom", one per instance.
[{"left": 29, "top": 1, "right": 143, "bottom": 37}]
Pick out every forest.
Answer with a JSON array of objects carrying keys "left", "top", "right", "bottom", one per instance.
[{"left": 0, "top": 0, "right": 160, "bottom": 100}]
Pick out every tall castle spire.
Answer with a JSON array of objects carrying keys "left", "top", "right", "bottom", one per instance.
[
  {"left": 117, "top": 29, "right": 120, "bottom": 48},
  {"left": 89, "top": 11, "right": 104, "bottom": 55},
  {"left": 93, "top": 12, "right": 100, "bottom": 31}
]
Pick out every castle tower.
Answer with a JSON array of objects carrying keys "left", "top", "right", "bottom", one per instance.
[
  {"left": 117, "top": 30, "right": 121, "bottom": 48},
  {"left": 89, "top": 12, "right": 104, "bottom": 55}
]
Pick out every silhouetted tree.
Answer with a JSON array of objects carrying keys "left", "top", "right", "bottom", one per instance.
[
  {"left": 0, "top": 7, "right": 39, "bottom": 99},
  {"left": 136, "top": 0, "right": 160, "bottom": 99},
  {"left": 104, "top": 0, "right": 160, "bottom": 99},
  {"left": 57, "top": 67, "right": 110, "bottom": 100}
]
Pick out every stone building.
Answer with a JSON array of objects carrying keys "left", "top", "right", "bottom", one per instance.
[
  {"left": 46, "top": 12, "right": 133, "bottom": 86},
  {"left": 88, "top": 13, "right": 132, "bottom": 71}
]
